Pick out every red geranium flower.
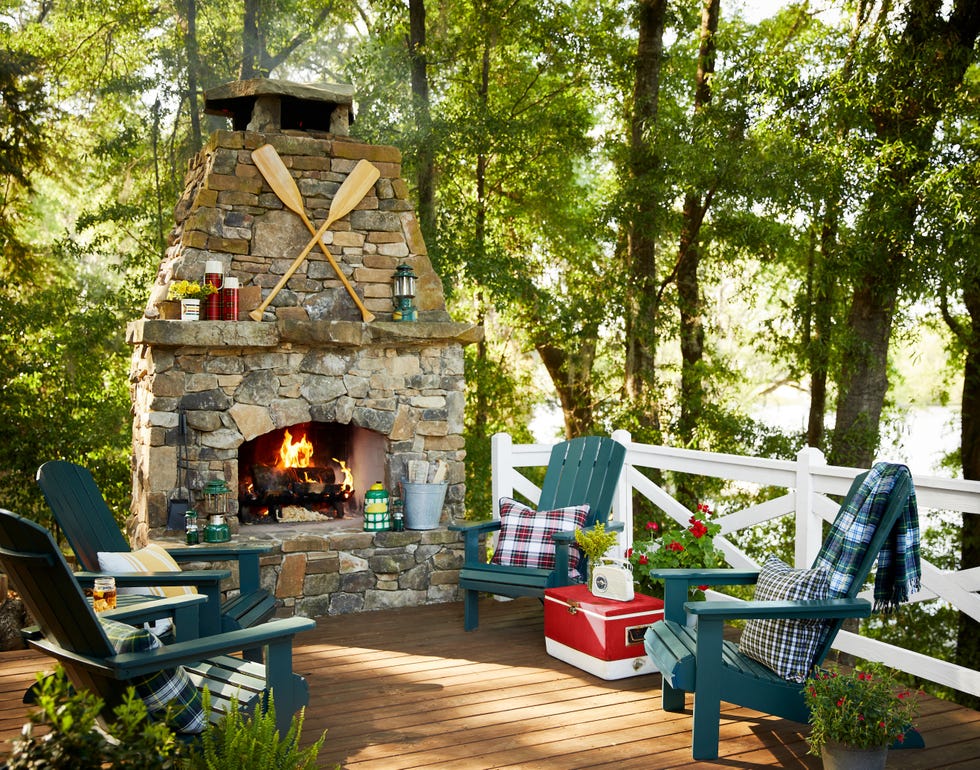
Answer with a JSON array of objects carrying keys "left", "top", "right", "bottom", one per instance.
[{"left": 689, "top": 520, "right": 709, "bottom": 538}]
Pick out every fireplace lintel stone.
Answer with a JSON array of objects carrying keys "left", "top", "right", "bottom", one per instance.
[{"left": 127, "top": 319, "right": 483, "bottom": 349}]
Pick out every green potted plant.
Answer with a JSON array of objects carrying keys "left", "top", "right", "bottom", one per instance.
[
  {"left": 626, "top": 503, "right": 726, "bottom": 599},
  {"left": 804, "top": 662, "right": 920, "bottom": 769},
  {"left": 574, "top": 522, "right": 620, "bottom": 588}
]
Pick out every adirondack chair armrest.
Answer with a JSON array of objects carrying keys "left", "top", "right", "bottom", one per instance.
[
  {"left": 685, "top": 597, "right": 872, "bottom": 622},
  {"left": 650, "top": 567, "right": 760, "bottom": 585},
  {"left": 654, "top": 568, "right": 761, "bottom": 620},
  {"left": 75, "top": 569, "right": 232, "bottom": 588},
  {"left": 450, "top": 520, "right": 502, "bottom": 563},
  {"left": 102, "top": 594, "right": 207, "bottom": 642},
  {"left": 107, "top": 616, "right": 317, "bottom": 679},
  {"left": 165, "top": 543, "right": 271, "bottom": 560},
  {"left": 448, "top": 520, "right": 501, "bottom": 535},
  {"left": 165, "top": 543, "right": 271, "bottom": 595}
]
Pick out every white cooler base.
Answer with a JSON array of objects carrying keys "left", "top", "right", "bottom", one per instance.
[{"left": 545, "top": 638, "right": 660, "bottom": 680}]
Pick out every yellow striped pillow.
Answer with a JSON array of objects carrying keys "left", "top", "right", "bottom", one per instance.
[{"left": 97, "top": 544, "right": 198, "bottom": 598}]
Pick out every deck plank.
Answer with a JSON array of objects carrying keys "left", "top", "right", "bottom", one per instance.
[{"left": 2, "top": 597, "right": 978, "bottom": 768}]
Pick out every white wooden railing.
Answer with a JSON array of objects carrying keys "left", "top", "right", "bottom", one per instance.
[{"left": 490, "top": 430, "right": 980, "bottom": 699}]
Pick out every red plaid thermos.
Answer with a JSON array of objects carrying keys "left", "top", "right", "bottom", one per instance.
[
  {"left": 221, "top": 276, "right": 239, "bottom": 321},
  {"left": 204, "top": 260, "right": 223, "bottom": 320}
]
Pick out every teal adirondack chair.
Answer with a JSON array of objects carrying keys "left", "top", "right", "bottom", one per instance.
[
  {"left": 37, "top": 460, "right": 275, "bottom": 638},
  {"left": 644, "top": 465, "right": 924, "bottom": 760},
  {"left": 451, "top": 436, "right": 626, "bottom": 631},
  {"left": 0, "top": 509, "right": 314, "bottom": 736}
]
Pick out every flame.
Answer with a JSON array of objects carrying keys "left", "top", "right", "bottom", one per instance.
[
  {"left": 333, "top": 457, "right": 354, "bottom": 491},
  {"left": 278, "top": 429, "right": 315, "bottom": 468}
]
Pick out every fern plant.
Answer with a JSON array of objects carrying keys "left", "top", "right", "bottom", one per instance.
[{"left": 183, "top": 689, "right": 327, "bottom": 770}]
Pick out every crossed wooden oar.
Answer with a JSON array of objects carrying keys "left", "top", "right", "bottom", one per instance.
[{"left": 249, "top": 144, "right": 380, "bottom": 322}]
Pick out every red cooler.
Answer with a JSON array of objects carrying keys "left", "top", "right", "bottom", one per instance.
[{"left": 544, "top": 584, "right": 664, "bottom": 680}]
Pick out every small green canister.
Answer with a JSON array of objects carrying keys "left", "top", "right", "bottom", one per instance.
[{"left": 364, "top": 482, "right": 390, "bottom": 531}]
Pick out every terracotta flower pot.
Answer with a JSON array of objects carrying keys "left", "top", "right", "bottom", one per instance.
[
  {"left": 155, "top": 299, "right": 181, "bottom": 319},
  {"left": 820, "top": 741, "right": 888, "bottom": 770}
]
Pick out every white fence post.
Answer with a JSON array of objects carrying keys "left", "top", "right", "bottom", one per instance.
[
  {"left": 794, "top": 446, "right": 826, "bottom": 568},
  {"left": 490, "top": 432, "right": 513, "bottom": 523},
  {"left": 611, "top": 429, "right": 633, "bottom": 553}
]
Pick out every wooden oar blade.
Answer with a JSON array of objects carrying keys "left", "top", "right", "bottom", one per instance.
[
  {"left": 325, "top": 159, "right": 381, "bottom": 225},
  {"left": 251, "top": 144, "right": 306, "bottom": 215}
]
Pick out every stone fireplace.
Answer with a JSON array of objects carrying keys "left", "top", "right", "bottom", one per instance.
[{"left": 125, "top": 78, "right": 481, "bottom": 616}]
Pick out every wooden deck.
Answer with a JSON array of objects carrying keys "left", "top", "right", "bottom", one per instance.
[{"left": 2, "top": 597, "right": 979, "bottom": 768}]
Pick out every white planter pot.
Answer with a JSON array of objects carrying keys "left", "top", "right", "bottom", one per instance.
[{"left": 180, "top": 298, "right": 201, "bottom": 320}]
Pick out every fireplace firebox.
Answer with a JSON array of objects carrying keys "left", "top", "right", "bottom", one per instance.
[{"left": 238, "top": 422, "right": 385, "bottom": 524}]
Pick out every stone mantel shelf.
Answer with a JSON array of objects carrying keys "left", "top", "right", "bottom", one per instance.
[{"left": 126, "top": 319, "right": 484, "bottom": 349}]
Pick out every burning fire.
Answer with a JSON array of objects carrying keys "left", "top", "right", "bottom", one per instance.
[
  {"left": 333, "top": 457, "right": 354, "bottom": 491},
  {"left": 277, "top": 429, "right": 314, "bottom": 468}
]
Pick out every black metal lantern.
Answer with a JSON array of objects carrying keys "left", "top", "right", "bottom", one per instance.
[{"left": 392, "top": 263, "right": 418, "bottom": 321}]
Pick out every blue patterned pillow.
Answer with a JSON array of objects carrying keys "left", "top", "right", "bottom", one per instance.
[
  {"left": 490, "top": 498, "right": 589, "bottom": 575},
  {"left": 100, "top": 618, "right": 205, "bottom": 733},
  {"left": 739, "top": 554, "right": 830, "bottom": 682}
]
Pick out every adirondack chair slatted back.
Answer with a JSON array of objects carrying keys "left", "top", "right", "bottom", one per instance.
[
  {"left": 538, "top": 436, "right": 625, "bottom": 526},
  {"left": 0, "top": 510, "right": 115, "bottom": 659},
  {"left": 36, "top": 460, "right": 130, "bottom": 570}
]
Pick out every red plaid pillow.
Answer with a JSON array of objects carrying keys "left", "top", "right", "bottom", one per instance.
[{"left": 490, "top": 497, "right": 590, "bottom": 575}]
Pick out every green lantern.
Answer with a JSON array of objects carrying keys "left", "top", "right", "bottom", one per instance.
[
  {"left": 392, "top": 263, "right": 418, "bottom": 321},
  {"left": 202, "top": 478, "right": 231, "bottom": 543}
]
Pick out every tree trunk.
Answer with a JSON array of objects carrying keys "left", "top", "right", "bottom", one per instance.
[
  {"left": 829, "top": 0, "right": 980, "bottom": 468},
  {"left": 408, "top": 0, "right": 436, "bottom": 245},
  {"left": 537, "top": 340, "right": 597, "bottom": 438},
  {"left": 240, "top": 0, "right": 261, "bottom": 78},
  {"left": 805, "top": 211, "right": 837, "bottom": 449},
  {"left": 677, "top": 0, "right": 718, "bottom": 448},
  {"left": 624, "top": 0, "right": 667, "bottom": 427},
  {"left": 182, "top": 0, "right": 201, "bottom": 150},
  {"left": 469, "top": 29, "right": 493, "bottom": 438}
]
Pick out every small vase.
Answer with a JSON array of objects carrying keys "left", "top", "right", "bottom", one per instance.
[
  {"left": 180, "top": 298, "right": 201, "bottom": 320},
  {"left": 820, "top": 741, "right": 887, "bottom": 770}
]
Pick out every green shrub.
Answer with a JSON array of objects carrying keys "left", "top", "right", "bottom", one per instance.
[
  {"left": 7, "top": 667, "right": 331, "bottom": 770},
  {"left": 7, "top": 666, "right": 183, "bottom": 769}
]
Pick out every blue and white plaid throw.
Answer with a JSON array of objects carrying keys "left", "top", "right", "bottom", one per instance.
[{"left": 813, "top": 462, "right": 921, "bottom": 612}]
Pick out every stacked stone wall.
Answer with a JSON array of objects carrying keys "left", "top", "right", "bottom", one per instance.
[{"left": 169, "top": 528, "right": 463, "bottom": 618}]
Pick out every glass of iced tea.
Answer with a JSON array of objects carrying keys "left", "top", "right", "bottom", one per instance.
[{"left": 92, "top": 577, "right": 117, "bottom": 612}]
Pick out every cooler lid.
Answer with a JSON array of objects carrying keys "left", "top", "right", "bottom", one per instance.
[{"left": 544, "top": 583, "right": 663, "bottom": 618}]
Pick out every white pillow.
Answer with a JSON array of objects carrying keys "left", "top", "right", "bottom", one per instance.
[
  {"left": 97, "top": 544, "right": 198, "bottom": 598},
  {"left": 97, "top": 544, "right": 197, "bottom": 635}
]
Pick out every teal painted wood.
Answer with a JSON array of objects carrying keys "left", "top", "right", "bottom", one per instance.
[
  {"left": 449, "top": 436, "right": 626, "bottom": 631},
  {"left": 36, "top": 460, "right": 275, "bottom": 638},
  {"left": 643, "top": 469, "right": 917, "bottom": 761},
  {"left": 0, "top": 509, "right": 314, "bottom": 736}
]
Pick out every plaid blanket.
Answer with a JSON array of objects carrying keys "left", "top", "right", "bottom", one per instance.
[{"left": 812, "top": 462, "right": 921, "bottom": 612}]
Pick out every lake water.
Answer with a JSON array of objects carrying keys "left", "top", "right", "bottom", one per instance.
[{"left": 530, "top": 402, "right": 961, "bottom": 479}]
